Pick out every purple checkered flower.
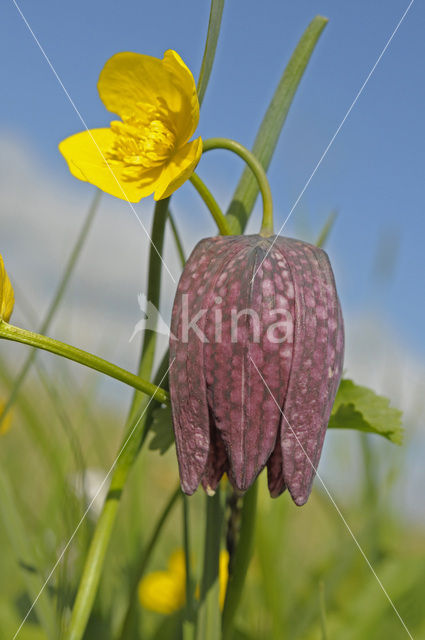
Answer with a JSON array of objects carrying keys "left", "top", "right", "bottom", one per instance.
[{"left": 169, "top": 234, "right": 344, "bottom": 505}]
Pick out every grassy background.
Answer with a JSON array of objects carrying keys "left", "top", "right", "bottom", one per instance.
[{"left": 0, "top": 348, "right": 423, "bottom": 639}]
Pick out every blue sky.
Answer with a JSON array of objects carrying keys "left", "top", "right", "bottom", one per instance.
[{"left": 1, "top": 0, "right": 424, "bottom": 361}]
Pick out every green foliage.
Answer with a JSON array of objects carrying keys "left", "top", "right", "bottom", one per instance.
[
  {"left": 149, "top": 406, "right": 175, "bottom": 455},
  {"left": 329, "top": 379, "right": 403, "bottom": 444}
]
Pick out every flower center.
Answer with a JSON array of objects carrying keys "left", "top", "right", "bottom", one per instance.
[{"left": 107, "top": 103, "right": 176, "bottom": 179}]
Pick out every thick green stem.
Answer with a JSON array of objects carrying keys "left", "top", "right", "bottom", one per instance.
[
  {"left": 222, "top": 482, "right": 258, "bottom": 639},
  {"left": 117, "top": 486, "right": 181, "bottom": 640},
  {"left": 196, "top": 489, "right": 225, "bottom": 640},
  {"left": 202, "top": 138, "right": 274, "bottom": 236},
  {"left": 0, "top": 190, "right": 101, "bottom": 428},
  {"left": 126, "top": 198, "right": 170, "bottom": 424},
  {"left": 189, "top": 173, "right": 232, "bottom": 235},
  {"left": 65, "top": 199, "right": 170, "bottom": 640},
  {"left": 0, "top": 322, "right": 169, "bottom": 405}
]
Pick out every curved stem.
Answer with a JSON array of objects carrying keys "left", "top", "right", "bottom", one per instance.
[
  {"left": 189, "top": 173, "right": 233, "bottom": 236},
  {"left": 222, "top": 482, "right": 258, "bottom": 639},
  {"left": 0, "top": 322, "right": 169, "bottom": 405},
  {"left": 202, "top": 138, "right": 274, "bottom": 236}
]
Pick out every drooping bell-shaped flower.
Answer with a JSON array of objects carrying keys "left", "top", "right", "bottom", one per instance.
[{"left": 169, "top": 235, "right": 344, "bottom": 505}]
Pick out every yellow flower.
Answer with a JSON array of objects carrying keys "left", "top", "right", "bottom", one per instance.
[
  {"left": 59, "top": 50, "right": 202, "bottom": 202},
  {"left": 138, "top": 548, "right": 229, "bottom": 615},
  {"left": 138, "top": 549, "right": 186, "bottom": 615},
  {"left": 0, "top": 254, "right": 14, "bottom": 323}
]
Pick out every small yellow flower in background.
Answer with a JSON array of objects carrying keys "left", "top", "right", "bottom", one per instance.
[
  {"left": 59, "top": 50, "right": 202, "bottom": 202},
  {"left": 0, "top": 254, "right": 14, "bottom": 323},
  {"left": 138, "top": 549, "right": 186, "bottom": 615},
  {"left": 138, "top": 548, "right": 229, "bottom": 615}
]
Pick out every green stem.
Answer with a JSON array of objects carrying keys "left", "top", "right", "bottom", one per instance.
[
  {"left": 189, "top": 173, "right": 233, "bottom": 236},
  {"left": 0, "top": 322, "right": 169, "bottom": 405},
  {"left": 65, "top": 199, "right": 170, "bottom": 640},
  {"left": 117, "top": 486, "right": 181, "bottom": 640},
  {"left": 127, "top": 198, "right": 170, "bottom": 424},
  {"left": 183, "top": 495, "right": 196, "bottom": 640},
  {"left": 0, "top": 190, "right": 101, "bottom": 428},
  {"left": 196, "top": 489, "right": 225, "bottom": 640},
  {"left": 222, "top": 482, "right": 258, "bottom": 639},
  {"left": 202, "top": 138, "right": 274, "bottom": 236}
]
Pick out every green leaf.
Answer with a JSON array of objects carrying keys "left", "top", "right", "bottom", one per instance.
[
  {"left": 149, "top": 405, "right": 175, "bottom": 454},
  {"left": 197, "top": 0, "right": 225, "bottom": 107},
  {"left": 328, "top": 379, "right": 403, "bottom": 444},
  {"left": 226, "top": 15, "right": 328, "bottom": 234}
]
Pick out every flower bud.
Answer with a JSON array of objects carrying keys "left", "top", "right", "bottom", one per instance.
[
  {"left": 169, "top": 235, "right": 344, "bottom": 505},
  {"left": 0, "top": 254, "right": 14, "bottom": 323}
]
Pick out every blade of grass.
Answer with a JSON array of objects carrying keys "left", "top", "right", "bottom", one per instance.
[
  {"left": 225, "top": 16, "right": 328, "bottom": 234},
  {"left": 117, "top": 486, "right": 181, "bottom": 640},
  {"left": 0, "top": 465, "right": 58, "bottom": 639},
  {"left": 0, "top": 353, "right": 64, "bottom": 483},
  {"left": 0, "top": 190, "right": 101, "bottom": 428},
  {"left": 196, "top": 489, "right": 225, "bottom": 640},
  {"left": 183, "top": 495, "right": 196, "bottom": 640},
  {"left": 222, "top": 482, "right": 258, "bottom": 640},
  {"left": 197, "top": 0, "right": 225, "bottom": 106},
  {"left": 316, "top": 210, "right": 338, "bottom": 248},
  {"left": 168, "top": 209, "right": 186, "bottom": 268}
]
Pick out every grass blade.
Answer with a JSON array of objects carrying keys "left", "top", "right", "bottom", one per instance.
[
  {"left": 197, "top": 0, "right": 225, "bottom": 106},
  {"left": 0, "top": 466, "right": 57, "bottom": 639},
  {"left": 0, "top": 190, "right": 101, "bottom": 428},
  {"left": 226, "top": 16, "right": 328, "bottom": 234}
]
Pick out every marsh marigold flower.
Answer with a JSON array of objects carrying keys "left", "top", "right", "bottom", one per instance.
[
  {"left": 138, "top": 549, "right": 229, "bottom": 614},
  {"left": 0, "top": 254, "right": 14, "bottom": 323},
  {"left": 59, "top": 50, "right": 202, "bottom": 201},
  {"left": 169, "top": 235, "right": 344, "bottom": 506}
]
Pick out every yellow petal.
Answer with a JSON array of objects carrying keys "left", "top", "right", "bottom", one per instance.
[
  {"left": 0, "top": 254, "right": 15, "bottom": 323},
  {"left": 138, "top": 570, "right": 185, "bottom": 615},
  {"left": 98, "top": 50, "right": 199, "bottom": 145},
  {"left": 59, "top": 129, "right": 162, "bottom": 202},
  {"left": 154, "top": 137, "right": 203, "bottom": 201},
  {"left": 162, "top": 50, "right": 200, "bottom": 144}
]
